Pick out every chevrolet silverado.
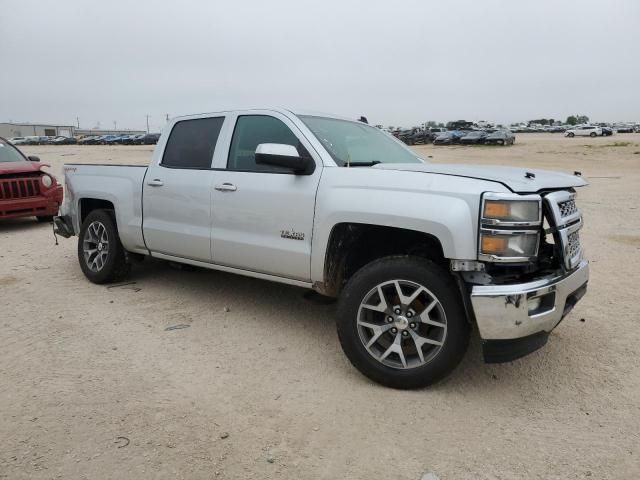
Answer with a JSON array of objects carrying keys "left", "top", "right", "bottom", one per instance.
[{"left": 54, "top": 108, "right": 589, "bottom": 389}]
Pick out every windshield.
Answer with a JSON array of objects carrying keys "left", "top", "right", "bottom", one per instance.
[
  {"left": 0, "top": 140, "right": 27, "bottom": 163},
  {"left": 299, "top": 116, "right": 423, "bottom": 166}
]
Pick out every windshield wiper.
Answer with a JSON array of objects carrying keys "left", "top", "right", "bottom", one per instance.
[{"left": 344, "top": 161, "right": 380, "bottom": 167}]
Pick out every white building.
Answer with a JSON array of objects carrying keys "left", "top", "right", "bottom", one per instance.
[{"left": 0, "top": 122, "right": 75, "bottom": 138}]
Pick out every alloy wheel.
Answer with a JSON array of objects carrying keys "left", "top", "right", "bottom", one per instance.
[
  {"left": 357, "top": 280, "right": 447, "bottom": 369},
  {"left": 82, "top": 221, "right": 109, "bottom": 272}
]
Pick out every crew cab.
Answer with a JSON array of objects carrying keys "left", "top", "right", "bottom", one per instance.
[
  {"left": 0, "top": 137, "right": 63, "bottom": 222},
  {"left": 54, "top": 108, "right": 589, "bottom": 389}
]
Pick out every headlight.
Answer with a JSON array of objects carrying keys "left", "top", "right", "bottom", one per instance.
[
  {"left": 41, "top": 174, "right": 53, "bottom": 188},
  {"left": 479, "top": 193, "right": 542, "bottom": 262},
  {"left": 479, "top": 231, "right": 539, "bottom": 259},
  {"left": 482, "top": 193, "right": 541, "bottom": 226}
]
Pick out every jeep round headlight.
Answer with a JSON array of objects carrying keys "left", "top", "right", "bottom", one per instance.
[{"left": 42, "top": 174, "right": 53, "bottom": 188}]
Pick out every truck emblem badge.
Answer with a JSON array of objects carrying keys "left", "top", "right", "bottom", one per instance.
[{"left": 281, "top": 229, "right": 305, "bottom": 241}]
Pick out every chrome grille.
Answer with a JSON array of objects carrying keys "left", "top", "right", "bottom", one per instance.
[
  {"left": 544, "top": 190, "right": 583, "bottom": 270},
  {"left": 559, "top": 199, "right": 577, "bottom": 217},
  {"left": 566, "top": 231, "right": 581, "bottom": 258},
  {"left": 0, "top": 177, "right": 41, "bottom": 200}
]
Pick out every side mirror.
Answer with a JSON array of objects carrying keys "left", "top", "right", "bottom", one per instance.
[
  {"left": 255, "top": 143, "right": 314, "bottom": 175},
  {"left": 28, "top": 156, "right": 40, "bottom": 162}
]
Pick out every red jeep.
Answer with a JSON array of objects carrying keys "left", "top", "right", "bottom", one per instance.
[{"left": 0, "top": 137, "right": 63, "bottom": 222}]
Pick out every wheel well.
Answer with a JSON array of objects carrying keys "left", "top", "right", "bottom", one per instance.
[
  {"left": 320, "top": 223, "right": 446, "bottom": 297},
  {"left": 79, "top": 198, "right": 115, "bottom": 224}
]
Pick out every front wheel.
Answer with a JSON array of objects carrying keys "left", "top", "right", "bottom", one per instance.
[
  {"left": 590, "top": 132, "right": 597, "bottom": 137},
  {"left": 567, "top": 132, "right": 575, "bottom": 137},
  {"left": 337, "top": 256, "right": 470, "bottom": 389},
  {"left": 78, "top": 209, "right": 130, "bottom": 284}
]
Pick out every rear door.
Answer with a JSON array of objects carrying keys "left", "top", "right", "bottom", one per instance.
[
  {"left": 142, "top": 116, "right": 225, "bottom": 262},
  {"left": 210, "top": 112, "right": 322, "bottom": 281}
]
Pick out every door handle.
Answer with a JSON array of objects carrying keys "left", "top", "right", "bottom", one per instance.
[
  {"left": 147, "top": 179, "right": 164, "bottom": 187},
  {"left": 215, "top": 183, "right": 237, "bottom": 192}
]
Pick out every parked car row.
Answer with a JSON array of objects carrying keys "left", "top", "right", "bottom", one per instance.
[
  {"left": 77, "top": 133, "right": 160, "bottom": 145},
  {"left": 8, "top": 133, "right": 161, "bottom": 146},
  {"left": 396, "top": 127, "right": 447, "bottom": 145},
  {"left": 9, "top": 136, "right": 64, "bottom": 145},
  {"left": 434, "top": 129, "right": 515, "bottom": 146},
  {"left": 396, "top": 127, "right": 516, "bottom": 146}
]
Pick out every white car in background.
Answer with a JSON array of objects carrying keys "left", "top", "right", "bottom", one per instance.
[{"left": 564, "top": 125, "right": 602, "bottom": 138}]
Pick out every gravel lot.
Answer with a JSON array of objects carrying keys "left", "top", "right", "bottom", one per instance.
[{"left": 1, "top": 134, "right": 639, "bottom": 479}]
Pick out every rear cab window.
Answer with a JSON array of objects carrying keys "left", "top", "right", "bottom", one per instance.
[{"left": 162, "top": 117, "right": 225, "bottom": 169}]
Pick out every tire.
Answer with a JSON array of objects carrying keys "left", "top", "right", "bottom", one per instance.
[
  {"left": 36, "top": 215, "right": 54, "bottom": 223},
  {"left": 78, "top": 209, "right": 130, "bottom": 284},
  {"left": 590, "top": 132, "right": 597, "bottom": 137},
  {"left": 337, "top": 256, "right": 470, "bottom": 389},
  {"left": 568, "top": 132, "right": 575, "bottom": 137}
]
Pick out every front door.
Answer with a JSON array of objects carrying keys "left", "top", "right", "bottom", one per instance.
[
  {"left": 142, "top": 116, "right": 225, "bottom": 262},
  {"left": 211, "top": 113, "right": 321, "bottom": 281}
]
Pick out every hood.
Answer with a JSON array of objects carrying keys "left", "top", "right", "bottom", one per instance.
[
  {"left": 373, "top": 162, "right": 587, "bottom": 193},
  {"left": 0, "top": 161, "right": 49, "bottom": 176}
]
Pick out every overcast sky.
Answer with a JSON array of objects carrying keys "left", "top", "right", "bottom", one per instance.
[{"left": 1, "top": 0, "right": 638, "bottom": 131}]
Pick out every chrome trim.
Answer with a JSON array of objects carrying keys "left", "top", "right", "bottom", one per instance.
[
  {"left": 481, "top": 192, "right": 542, "bottom": 227},
  {"left": 471, "top": 260, "right": 589, "bottom": 340}
]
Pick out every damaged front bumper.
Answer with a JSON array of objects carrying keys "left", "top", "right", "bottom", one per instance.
[
  {"left": 53, "top": 214, "right": 75, "bottom": 238},
  {"left": 470, "top": 260, "right": 589, "bottom": 363}
]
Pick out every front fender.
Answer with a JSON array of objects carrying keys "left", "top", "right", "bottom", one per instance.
[{"left": 310, "top": 167, "right": 509, "bottom": 283}]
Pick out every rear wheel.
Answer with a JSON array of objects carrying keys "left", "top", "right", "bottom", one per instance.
[
  {"left": 337, "top": 256, "right": 470, "bottom": 389},
  {"left": 78, "top": 210, "right": 130, "bottom": 284},
  {"left": 590, "top": 132, "right": 597, "bottom": 137}
]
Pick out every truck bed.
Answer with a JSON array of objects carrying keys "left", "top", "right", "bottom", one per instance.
[{"left": 62, "top": 163, "right": 148, "bottom": 254}]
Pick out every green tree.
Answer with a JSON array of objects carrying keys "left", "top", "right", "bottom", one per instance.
[
  {"left": 566, "top": 115, "right": 577, "bottom": 125},
  {"left": 576, "top": 115, "right": 589, "bottom": 124}
]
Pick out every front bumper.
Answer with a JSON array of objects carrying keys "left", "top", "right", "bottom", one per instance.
[
  {"left": 470, "top": 260, "right": 589, "bottom": 362},
  {"left": 0, "top": 185, "right": 63, "bottom": 220},
  {"left": 53, "top": 214, "right": 75, "bottom": 238}
]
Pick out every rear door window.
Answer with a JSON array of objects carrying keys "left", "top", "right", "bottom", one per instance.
[{"left": 161, "top": 117, "right": 224, "bottom": 169}]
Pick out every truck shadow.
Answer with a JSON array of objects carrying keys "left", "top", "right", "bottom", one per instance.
[{"left": 130, "top": 258, "right": 573, "bottom": 395}]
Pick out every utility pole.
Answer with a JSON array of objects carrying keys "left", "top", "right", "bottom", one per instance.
[
  {"left": 145, "top": 114, "right": 150, "bottom": 133},
  {"left": 165, "top": 113, "right": 169, "bottom": 123},
  {"left": 76, "top": 117, "right": 80, "bottom": 128},
  {"left": 114, "top": 121, "right": 117, "bottom": 131}
]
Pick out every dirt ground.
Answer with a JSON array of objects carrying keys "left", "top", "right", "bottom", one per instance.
[{"left": 1, "top": 134, "right": 639, "bottom": 479}]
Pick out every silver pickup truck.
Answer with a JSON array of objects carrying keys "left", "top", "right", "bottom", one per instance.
[{"left": 54, "top": 108, "right": 589, "bottom": 389}]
